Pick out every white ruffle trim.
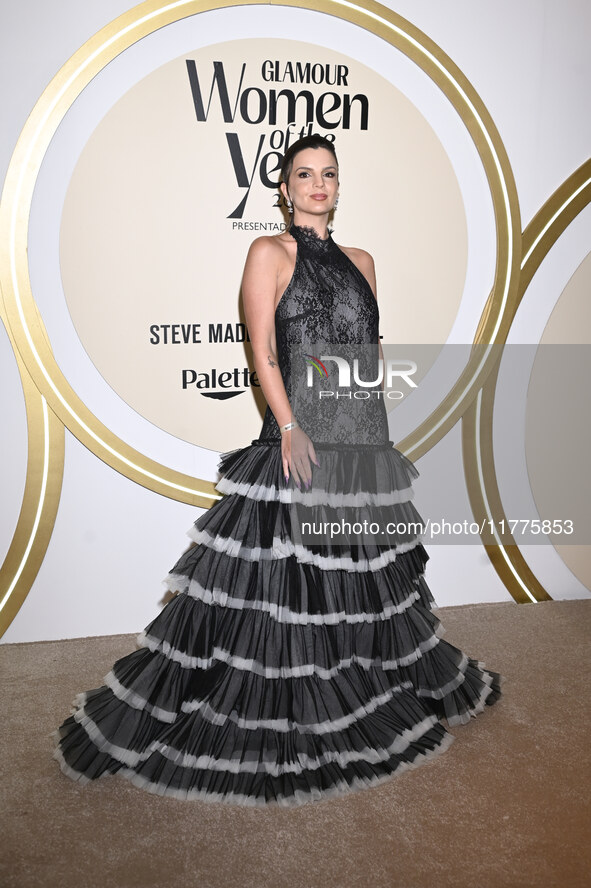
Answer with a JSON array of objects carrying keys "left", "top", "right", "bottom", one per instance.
[
  {"left": 59, "top": 693, "right": 443, "bottom": 774},
  {"left": 164, "top": 573, "right": 423, "bottom": 624},
  {"left": 187, "top": 528, "right": 421, "bottom": 571},
  {"left": 445, "top": 661, "right": 496, "bottom": 726},
  {"left": 214, "top": 476, "right": 415, "bottom": 507},
  {"left": 179, "top": 683, "right": 414, "bottom": 733},
  {"left": 70, "top": 691, "right": 87, "bottom": 715},
  {"left": 72, "top": 706, "right": 154, "bottom": 767},
  {"left": 415, "top": 654, "right": 469, "bottom": 700},
  {"left": 53, "top": 746, "right": 93, "bottom": 785},
  {"left": 152, "top": 714, "right": 438, "bottom": 775},
  {"left": 113, "top": 730, "right": 455, "bottom": 808},
  {"left": 104, "top": 670, "right": 178, "bottom": 724},
  {"left": 136, "top": 630, "right": 441, "bottom": 678}
]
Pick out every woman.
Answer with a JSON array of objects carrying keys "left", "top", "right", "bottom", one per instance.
[{"left": 54, "top": 135, "right": 501, "bottom": 806}]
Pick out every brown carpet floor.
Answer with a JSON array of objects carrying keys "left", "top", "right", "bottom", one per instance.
[{"left": 1, "top": 600, "right": 589, "bottom": 888}]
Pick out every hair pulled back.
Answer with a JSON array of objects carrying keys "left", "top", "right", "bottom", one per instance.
[{"left": 280, "top": 135, "right": 339, "bottom": 186}]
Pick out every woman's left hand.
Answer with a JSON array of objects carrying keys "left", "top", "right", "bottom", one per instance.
[{"left": 281, "top": 426, "right": 318, "bottom": 488}]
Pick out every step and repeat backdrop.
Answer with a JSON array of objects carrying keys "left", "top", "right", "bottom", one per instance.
[{"left": 1, "top": 1, "right": 589, "bottom": 641}]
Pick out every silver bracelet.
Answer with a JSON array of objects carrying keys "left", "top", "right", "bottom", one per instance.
[{"left": 280, "top": 421, "right": 299, "bottom": 433}]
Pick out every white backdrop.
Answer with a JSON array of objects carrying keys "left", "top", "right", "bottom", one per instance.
[{"left": 1, "top": 0, "right": 590, "bottom": 643}]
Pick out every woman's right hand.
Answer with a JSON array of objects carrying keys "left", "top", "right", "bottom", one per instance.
[{"left": 281, "top": 426, "right": 318, "bottom": 488}]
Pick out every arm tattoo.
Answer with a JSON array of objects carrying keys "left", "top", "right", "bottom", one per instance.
[{"left": 267, "top": 355, "right": 277, "bottom": 368}]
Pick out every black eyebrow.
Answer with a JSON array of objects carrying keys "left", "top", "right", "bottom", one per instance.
[{"left": 294, "top": 165, "right": 338, "bottom": 172}]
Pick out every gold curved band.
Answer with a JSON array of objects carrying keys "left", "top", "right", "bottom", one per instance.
[
  {"left": 0, "top": 0, "right": 517, "bottom": 505},
  {"left": 0, "top": 308, "right": 65, "bottom": 636},
  {"left": 461, "top": 159, "right": 591, "bottom": 603},
  {"left": 1, "top": 0, "right": 584, "bottom": 630}
]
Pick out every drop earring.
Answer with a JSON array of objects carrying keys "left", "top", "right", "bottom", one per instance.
[
  {"left": 286, "top": 198, "right": 293, "bottom": 214},
  {"left": 333, "top": 195, "right": 339, "bottom": 211}
]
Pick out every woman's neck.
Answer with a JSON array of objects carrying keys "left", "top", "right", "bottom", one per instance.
[{"left": 291, "top": 213, "right": 330, "bottom": 241}]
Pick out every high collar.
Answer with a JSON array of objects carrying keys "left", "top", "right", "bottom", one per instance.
[{"left": 289, "top": 223, "right": 334, "bottom": 254}]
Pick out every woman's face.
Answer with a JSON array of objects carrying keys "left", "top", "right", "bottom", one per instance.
[{"left": 281, "top": 147, "right": 339, "bottom": 219}]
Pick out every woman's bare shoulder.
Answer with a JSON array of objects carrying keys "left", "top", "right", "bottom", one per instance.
[
  {"left": 242, "top": 233, "right": 295, "bottom": 303},
  {"left": 339, "top": 243, "right": 374, "bottom": 264},
  {"left": 247, "top": 231, "right": 294, "bottom": 260}
]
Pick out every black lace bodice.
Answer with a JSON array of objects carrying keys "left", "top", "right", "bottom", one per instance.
[{"left": 258, "top": 224, "right": 389, "bottom": 445}]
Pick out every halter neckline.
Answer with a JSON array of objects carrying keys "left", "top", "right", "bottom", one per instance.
[{"left": 288, "top": 223, "right": 334, "bottom": 252}]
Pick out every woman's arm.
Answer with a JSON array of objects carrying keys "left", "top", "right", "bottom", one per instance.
[
  {"left": 242, "top": 237, "right": 293, "bottom": 428},
  {"left": 242, "top": 237, "right": 317, "bottom": 486}
]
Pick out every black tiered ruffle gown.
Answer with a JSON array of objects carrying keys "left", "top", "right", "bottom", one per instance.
[{"left": 54, "top": 224, "right": 501, "bottom": 806}]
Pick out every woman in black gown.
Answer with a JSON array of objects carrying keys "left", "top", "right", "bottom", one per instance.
[{"left": 54, "top": 135, "right": 501, "bottom": 806}]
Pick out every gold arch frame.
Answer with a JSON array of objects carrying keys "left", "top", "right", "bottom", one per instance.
[
  {"left": 2, "top": 0, "right": 586, "bottom": 634},
  {"left": 0, "top": 0, "right": 518, "bottom": 504},
  {"left": 0, "top": 308, "right": 65, "bottom": 633},
  {"left": 462, "top": 160, "right": 591, "bottom": 603}
]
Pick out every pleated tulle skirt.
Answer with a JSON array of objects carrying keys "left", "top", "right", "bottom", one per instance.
[{"left": 54, "top": 439, "right": 501, "bottom": 807}]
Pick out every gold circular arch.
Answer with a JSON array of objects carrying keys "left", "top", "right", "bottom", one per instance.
[
  {"left": 0, "top": 307, "right": 65, "bottom": 637},
  {"left": 0, "top": 0, "right": 520, "bottom": 508},
  {"left": 462, "top": 159, "right": 591, "bottom": 603}
]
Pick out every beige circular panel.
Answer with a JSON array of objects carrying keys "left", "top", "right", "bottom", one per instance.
[
  {"left": 2, "top": 0, "right": 520, "bottom": 504},
  {"left": 60, "top": 38, "right": 466, "bottom": 450},
  {"left": 526, "top": 250, "right": 591, "bottom": 591}
]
